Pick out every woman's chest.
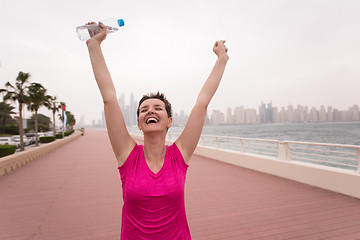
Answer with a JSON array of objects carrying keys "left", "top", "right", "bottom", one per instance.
[{"left": 122, "top": 166, "right": 186, "bottom": 202}]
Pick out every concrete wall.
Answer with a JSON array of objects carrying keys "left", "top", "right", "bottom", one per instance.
[
  {"left": 0, "top": 132, "right": 81, "bottom": 178},
  {"left": 194, "top": 145, "right": 360, "bottom": 199}
]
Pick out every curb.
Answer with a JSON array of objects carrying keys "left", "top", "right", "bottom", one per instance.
[{"left": 0, "top": 132, "right": 82, "bottom": 178}]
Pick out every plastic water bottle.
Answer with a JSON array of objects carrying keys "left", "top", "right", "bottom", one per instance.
[{"left": 76, "top": 18, "right": 125, "bottom": 41}]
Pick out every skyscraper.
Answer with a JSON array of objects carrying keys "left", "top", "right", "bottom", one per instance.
[
  {"left": 259, "top": 101, "right": 274, "bottom": 123},
  {"left": 226, "top": 107, "right": 233, "bottom": 124},
  {"left": 234, "top": 106, "right": 245, "bottom": 124},
  {"left": 319, "top": 105, "right": 326, "bottom": 122},
  {"left": 211, "top": 110, "right": 225, "bottom": 125}
]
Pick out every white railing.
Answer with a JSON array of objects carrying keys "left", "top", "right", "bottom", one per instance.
[{"left": 166, "top": 133, "right": 360, "bottom": 173}]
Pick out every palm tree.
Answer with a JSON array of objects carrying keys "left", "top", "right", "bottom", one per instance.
[
  {"left": 59, "top": 109, "right": 76, "bottom": 131},
  {"left": 44, "top": 96, "right": 60, "bottom": 137},
  {"left": 66, "top": 111, "right": 76, "bottom": 130},
  {"left": 0, "top": 71, "right": 31, "bottom": 151},
  {"left": 26, "top": 82, "right": 49, "bottom": 146},
  {"left": 0, "top": 102, "right": 16, "bottom": 134}
]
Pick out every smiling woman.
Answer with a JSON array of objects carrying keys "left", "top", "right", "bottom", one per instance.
[
  {"left": 137, "top": 92, "right": 172, "bottom": 131},
  {"left": 85, "top": 21, "right": 228, "bottom": 239}
]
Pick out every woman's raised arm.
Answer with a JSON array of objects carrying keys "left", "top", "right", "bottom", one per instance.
[
  {"left": 86, "top": 23, "right": 136, "bottom": 165},
  {"left": 175, "top": 40, "right": 229, "bottom": 163}
]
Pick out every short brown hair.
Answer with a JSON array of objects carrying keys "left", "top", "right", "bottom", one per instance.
[{"left": 137, "top": 92, "right": 172, "bottom": 120}]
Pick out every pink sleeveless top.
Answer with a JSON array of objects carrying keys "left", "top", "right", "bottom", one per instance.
[{"left": 118, "top": 143, "right": 191, "bottom": 240}]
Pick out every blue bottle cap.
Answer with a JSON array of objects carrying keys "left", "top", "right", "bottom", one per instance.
[{"left": 117, "top": 19, "right": 125, "bottom": 27}]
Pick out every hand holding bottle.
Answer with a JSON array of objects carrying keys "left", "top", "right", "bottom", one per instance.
[
  {"left": 76, "top": 18, "right": 124, "bottom": 41},
  {"left": 85, "top": 22, "right": 108, "bottom": 45}
]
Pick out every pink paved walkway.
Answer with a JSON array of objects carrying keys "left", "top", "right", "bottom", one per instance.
[{"left": 1, "top": 130, "right": 360, "bottom": 240}]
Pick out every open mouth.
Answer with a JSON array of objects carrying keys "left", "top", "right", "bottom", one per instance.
[{"left": 146, "top": 117, "right": 158, "bottom": 124}]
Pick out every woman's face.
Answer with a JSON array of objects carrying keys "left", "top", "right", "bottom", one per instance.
[{"left": 138, "top": 98, "right": 172, "bottom": 133}]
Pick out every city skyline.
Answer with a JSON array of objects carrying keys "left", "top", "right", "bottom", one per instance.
[{"left": 80, "top": 93, "right": 360, "bottom": 128}]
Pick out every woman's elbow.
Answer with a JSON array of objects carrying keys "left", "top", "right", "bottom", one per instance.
[
  {"left": 194, "top": 101, "right": 209, "bottom": 113},
  {"left": 196, "top": 97, "right": 210, "bottom": 110},
  {"left": 103, "top": 96, "right": 118, "bottom": 107}
]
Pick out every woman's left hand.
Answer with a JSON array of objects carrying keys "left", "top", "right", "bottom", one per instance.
[{"left": 213, "top": 40, "right": 229, "bottom": 60}]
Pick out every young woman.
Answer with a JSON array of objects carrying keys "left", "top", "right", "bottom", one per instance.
[{"left": 86, "top": 23, "right": 228, "bottom": 240}]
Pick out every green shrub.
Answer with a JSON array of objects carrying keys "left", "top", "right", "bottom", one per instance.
[
  {"left": 5, "top": 124, "right": 19, "bottom": 135},
  {"left": 56, "top": 133, "right": 63, "bottom": 139},
  {"left": 39, "top": 136, "right": 55, "bottom": 143},
  {"left": 0, "top": 145, "right": 16, "bottom": 158},
  {"left": 64, "top": 130, "right": 74, "bottom": 136}
]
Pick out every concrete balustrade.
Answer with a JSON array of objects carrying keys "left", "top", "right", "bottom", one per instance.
[
  {"left": 133, "top": 134, "right": 360, "bottom": 199},
  {"left": 0, "top": 132, "right": 81, "bottom": 178}
]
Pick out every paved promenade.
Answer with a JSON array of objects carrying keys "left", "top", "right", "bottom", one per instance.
[{"left": 1, "top": 130, "right": 360, "bottom": 240}]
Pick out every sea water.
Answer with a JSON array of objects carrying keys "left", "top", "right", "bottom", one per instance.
[{"left": 169, "top": 122, "right": 360, "bottom": 145}]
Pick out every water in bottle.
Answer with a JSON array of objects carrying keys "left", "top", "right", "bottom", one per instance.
[{"left": 76, "top": 18, "right": 124, "bottom": 41}]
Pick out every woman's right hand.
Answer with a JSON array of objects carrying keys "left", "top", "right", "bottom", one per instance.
[{"left": 86, "top": 22, "right": 108, "bottom": 45}]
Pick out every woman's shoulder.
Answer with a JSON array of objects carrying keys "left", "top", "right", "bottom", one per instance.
[
  {"left": 118, "top": 144, "right": 143, "bottom": 170},
  {"left": 168, "top": 142, "right": 189, "bottom": 168},
  {"left": 168, "top": 142, "right": 180, "bottom": 154}
]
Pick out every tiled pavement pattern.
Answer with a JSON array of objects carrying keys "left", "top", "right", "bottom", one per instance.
[{"left": 1, "top": 130, "right": 360, "bottom": 240}]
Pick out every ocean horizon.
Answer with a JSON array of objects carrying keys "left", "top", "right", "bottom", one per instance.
[{"left": 123, "top": 122, "right": 360, "bottom": 146}]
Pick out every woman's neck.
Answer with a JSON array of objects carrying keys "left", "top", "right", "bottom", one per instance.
[{"left": 143, "top": 132, "right": 167, "bottom": 165}]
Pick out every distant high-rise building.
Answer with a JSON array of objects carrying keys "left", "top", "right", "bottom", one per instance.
[
  {"left": 129, "top": 93, "right": 137, "bottom": 126},
  {"left": 295, "top": 105, "right": 302, "bottom": 123},
  {"left": 267, "top": 102, "right": 274, "bottom": 123},
  {"left": 226, "top": 107, "right": 233, "bottom": 124},
  {"left": 273, "top": 107, "right": 279, "bottom": 123},
  {"left": 259, "top": 102, "right": 266, "bottom": 123},
  {"left": 125, "top": 105, "right": 131, "bottom": 126},
  {"left": 179, "top": 110, "right": 186, "bottom": 126},
  {"left": 118, "top": 93, "right": 125, "bottom": 113},
  {"left": 173, "top": 113, "right": 179, "bottom": 126},
  {"left": 204, "top": 113, "right": 210, "bottom": 126},
  {"left": 349, "top": 104, "right": 360, "bottom": 121},
  {"left": 309, "top": 107, "right": 319, "bottom": 122},
  {"left": 327, "top": 106, "right": 333, "bottom": 122},
  {"left": 287, "top": 105, "right": 294, "bottom": 123},
  {"left": 211, "top": 110, "right": 225, "bottom": 125},
  {"left": 79, "top": 115, "right": 85, "bottom": 126},
  {"left": 304, "top": 106, "right": 309, "bottom": 122},
  {"left": 279, "top": 106, "right": 286, "bottom": 123},
  {"left": 298, "top": 105, "right": 307, "bottom": 123},
  {"left": 245, "top": 109, "right": 257, "bottom": 124},
  {"left": 333, "top": 109, "right": 340, "bottom": 122},
  {"left": 319, "top": 105, "right": 326, "bottom": 122},
  {"left": 340, "top": 111, "right": 347, "bottom": 121},
  {"left": 234, "top": 106, "right": 245, "bottom": 124},
  {"left": 116, "top": 93, "right": 139, "bottom": 127},
  {"left": 259, "top": 101, "right": 274, "bottom": 123}
]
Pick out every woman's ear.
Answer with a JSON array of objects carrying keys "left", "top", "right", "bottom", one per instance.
[{"left": 167, "top": 117, "right": 173, "bottom": 129}]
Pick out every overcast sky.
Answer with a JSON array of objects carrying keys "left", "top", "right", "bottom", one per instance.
[{"left": 1, "top": 0, "right": 359, "bottom": 125}]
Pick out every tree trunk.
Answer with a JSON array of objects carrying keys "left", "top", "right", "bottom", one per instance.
[
  {"left": 19, "top": 103, "right": 24, "bottom": 151},
  {"left": 35, "top": 109, "right": 39, "bottom": 146},
  {"left": 53, "top": 110, "right": 56, "bottom": 138}
]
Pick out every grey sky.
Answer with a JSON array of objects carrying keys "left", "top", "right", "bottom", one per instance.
[{"left": 1, "top": 0, "right": 359, "bottom": 125}]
